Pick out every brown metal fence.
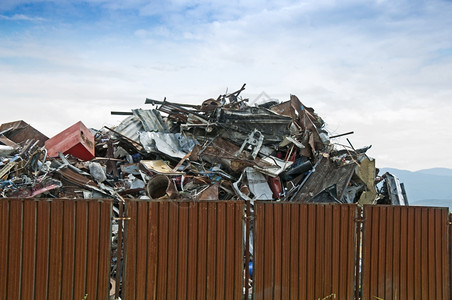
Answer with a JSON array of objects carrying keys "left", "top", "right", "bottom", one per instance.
[
  {"left": 253, "top": 202, "right": 358, "bottom": 300},
  {"left": 1, "top": 198, "right": 450, "bottom": 299},
  {"left": 0, "top": 198, "right": 112, "bottom": 300},
  {"left": 450, "top": 213, "right": 452, "bottom": 299},
  {"left": 122, "top": 200, "right": 245, "bottom": 300},
  {"left": 361, "top": 205, "right": 450, "bottom": 300}
]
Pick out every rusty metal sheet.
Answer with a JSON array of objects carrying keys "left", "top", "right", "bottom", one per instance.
[
  {"left": 7, "top": 200, "right": 21, "bottom": 299},
  {"left": 0, "top": 120, "right": 48, "bottom": 146},
  {"left": 48, "top": 200, "right": 64, "bottom": 300},
  {"left": 0, "top": 200, "right": 9, "bottom": 300},
  {"left": 122, "top": 200, "right": 244, "bottom": 299},
  {"left": 135, "top": 201, "right": 148, "bottom": 299},
  {"left": 361, "top": 205, "right": 450, "bottom": 300},
  {"left": 35, "top": 200, "right": 51, "bottom": 300},
  {"left": 292, "top": 157, "right": 357, "bottom": 203},
  {"left": 0, "top": 198, "right": 112, "bottom": 300},
  {"left": 85, "top": 201, "right": 101, "bottom": 298},
  {"left": 61, "top": 200, "right": 76, "bottom": 299},
  {"left": 21, "top": 200, "right": 36, "bottom": 299},
  {"left": 253, "top": 202, "right": 357, "bottom": 299},
  {"left": 450, "top": 213, "right": 452, "bottom": 299}
]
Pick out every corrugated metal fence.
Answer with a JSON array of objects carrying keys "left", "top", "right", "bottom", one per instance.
[
  {"left": 0, "top": 198, "right": 112, "bottom": 300},
  {"left": 1, "top": 199, "right": 450, "bottom": 299},
  {"left": 253, "top": 203, "right": 357, "bottom": 299},
  {"left": 122, "top": 200, "right": 244, "bottom": 300},
  {"left": 361, "top": 205, "right": 450, "bottom": 300}
]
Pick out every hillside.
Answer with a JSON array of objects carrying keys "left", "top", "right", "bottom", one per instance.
[{"left": 380, "top": 168, "right": 452, "bottom": 210}]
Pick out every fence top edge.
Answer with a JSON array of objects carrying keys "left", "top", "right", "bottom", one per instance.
[
  {"left": 0, "top": 197, "right": 113, "bottom": 203},
  {"left": 362, "top": 204, "right": 450, "bottom": 212},
  {"left": 124, "top": 198, "right": 246, "bottom": 204}
]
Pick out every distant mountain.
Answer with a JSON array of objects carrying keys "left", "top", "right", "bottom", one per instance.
[
  {"left": 416, "top": 168, "right": 452, "bottom": 177},
  {"left": 380, "top": 168, "right": 452, "bottom": 210}
]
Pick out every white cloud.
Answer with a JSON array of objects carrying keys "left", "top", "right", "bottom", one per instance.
[
  {"left": 1, "top": 0, "right": 452, "bottom": 171},
  {"left": 0, "top": 14, "right": 45, "bottom": 21}
]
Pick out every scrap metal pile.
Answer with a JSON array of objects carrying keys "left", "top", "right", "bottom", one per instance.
[{"left": 0, "top": 85, "right": 408, "bottom": 205}]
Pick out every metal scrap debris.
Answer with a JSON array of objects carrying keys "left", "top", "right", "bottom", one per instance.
[{"left": 0, "top": 84, "right": 407, "bottom": 206}]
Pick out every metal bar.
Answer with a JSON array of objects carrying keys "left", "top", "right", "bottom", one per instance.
[
  {"left": 110, "top": 111, "right": 133, "bottom": 115},
  {"left": 177, "top": 202, "right": 189, "bottom": 299},
  {"left": 21, "top": 200, "right": 36, "bottom": 300},
  {"left": 449, "top": 213, "right": 452, "bottom": 299},
  {"left": 48, "top": 200, "right": 64, "bottom": 300},
  {"left": 114, "top": 201, "right": 124, "bottom": 300},
  {"left": 124, "top": 201, "right": 137, "bottom": 299},
  {"left": 35, "top": 200, "right": 51, "bottom": 300},
  {"left": 7, "top": 200, "right": 21, "bottom": 300},
  {"left": 0, "top": 200, "right": 9, "bottom": 300},
  {"left": 329, "top": 131, "right": 354, "bottom": 139},
  {"left": 273, "top": 204, "right": 283, "bottom": 300},
  {"left": 296, "top": 204, "right": 313, "bottom": 299},
  {"left": 97, "top": 200, "right": 112, "bottom": 300},
  {"left": 186, "top": 202, "right": 198, "bottom": 300},
  {"left": 196, "top": 202, "right": 208, "bottom": 299},
  {"left": 244, "top": 201, "right": 251, "bottom": 300},
  {"left": 281, "top": 204, "right": 290, "bottom": 299},
  {"left": 146, "top": 201, "right": 159, "bottom": 299},
  {"left": 166, "top": 202, "right": 179, "bottom": 299},
  {"left": 135, "top": 201, "right": 148, "bottom": 299},
  {"left": 61, "top": 200, "right": 76, "bottom": 299},
  {"left": 224, "top": 202, "right": 235, "bottom": 300},
  {"left": 206, "top": 203, "right": 217, "bottom": 299},
  {"left": 145, "top": 98, "right": 201, "bottom": 109}
]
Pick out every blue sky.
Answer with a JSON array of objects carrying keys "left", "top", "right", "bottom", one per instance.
[{"left": 1, "top": 0, "right": 452, "bottom": 171}]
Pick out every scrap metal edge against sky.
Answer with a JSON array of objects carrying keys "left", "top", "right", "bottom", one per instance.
[{"left": 0, "top": 84, "right": 407, "bottom": 206}]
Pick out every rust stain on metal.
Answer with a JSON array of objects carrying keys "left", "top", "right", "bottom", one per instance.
[
  {"left": 361, "top": 205, "right": 450, "bottom": 300},
  {"left": 122, "top": 200, "right": 244, "bottom": 299},
  {"left": 253, "top": 202, "right": 357, "bottom": 299}
]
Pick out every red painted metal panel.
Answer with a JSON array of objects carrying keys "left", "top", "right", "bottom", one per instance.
[{"left": 45, "top": 121, "right": 95, "bottom": 161}]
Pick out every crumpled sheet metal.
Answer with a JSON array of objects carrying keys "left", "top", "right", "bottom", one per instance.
[
  {"left": 291, "top": 156, "right": 358, "bottom": 203},
  {"left": 0, "top": 86, "right": 404, "bottom": 205}
]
